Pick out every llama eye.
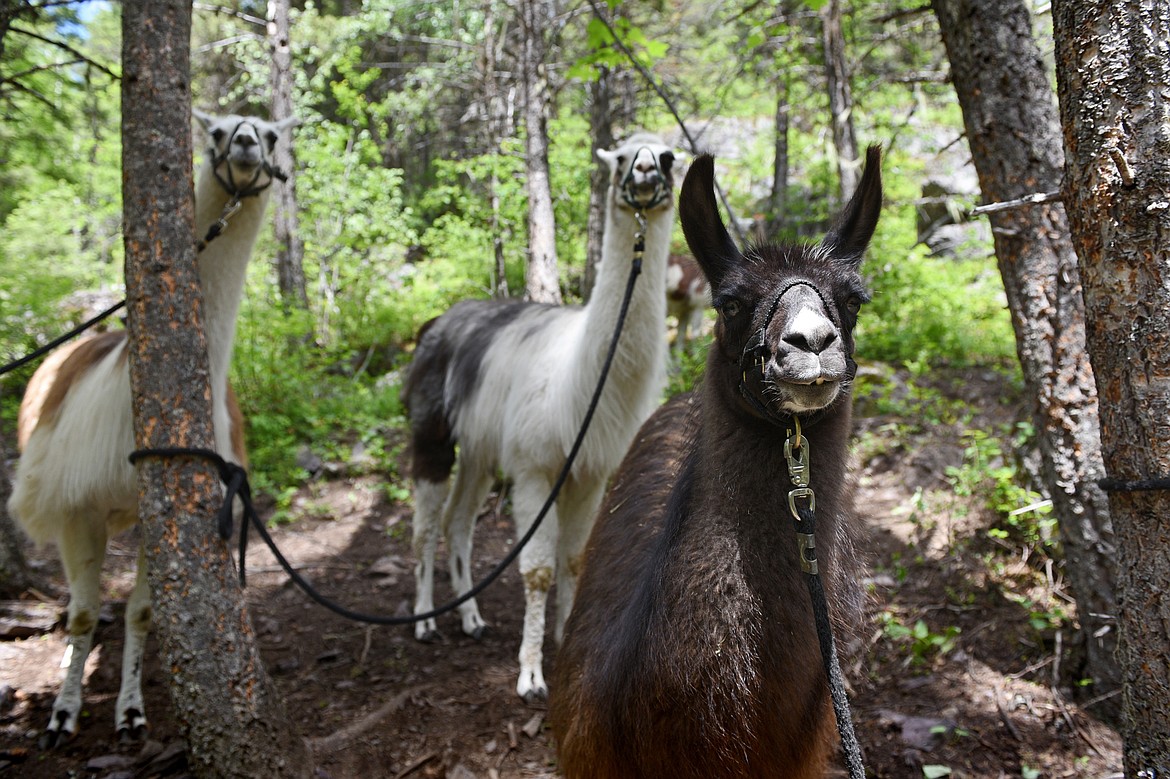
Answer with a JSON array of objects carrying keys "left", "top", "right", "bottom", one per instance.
[
  {"left": 845, "top": 295, "right": 863, "bottom": 315},
  {"left": 211, "top": 129, "right": 225, "bottom": 143},
  {"left": 721, "top": 300, "right": 741, "bottom": 319},
  {"left": 265, "top": 131, "right": 278, "bottom": 151}
]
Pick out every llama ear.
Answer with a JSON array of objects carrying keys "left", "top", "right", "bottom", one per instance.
[
  {"left": 193, "top": 108, "right": 215, "bottom": 131},
  {"left": 596, "top": 146, "right": 620, "bottom": 175},
  {"left": 821, "top": 144, "right": 883, "bottom": 267},
  {"left": 679, "top": 154, "right": 741, "bottom": 289},
  {"left": 273, "top": 116, "right": 300, "bottom": 134}
]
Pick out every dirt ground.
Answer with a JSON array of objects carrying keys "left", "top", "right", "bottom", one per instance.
[{"left": 1, "top": 368, "right": 1125, "bottom": 778}]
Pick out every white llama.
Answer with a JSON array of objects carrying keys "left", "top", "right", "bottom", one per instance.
[
  {"left": 7, "top": 110, "right": 297, "bottom": 746},
  {"left": 402, "top": 133, "right": 677, "bottom": 702}
]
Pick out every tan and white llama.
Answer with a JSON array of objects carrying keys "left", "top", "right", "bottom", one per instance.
[{"left": 7, "top": 110, "right": 296, "bottom": 746}]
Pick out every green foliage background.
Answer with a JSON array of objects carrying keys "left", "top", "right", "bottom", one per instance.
[{"left": 1, "top": 0, "right": 1022, "bottom": 509}]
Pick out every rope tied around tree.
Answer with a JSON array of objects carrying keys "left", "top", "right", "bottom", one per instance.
[{"left": 1098, "top": 476, "right": 1170, "bottom": 492}]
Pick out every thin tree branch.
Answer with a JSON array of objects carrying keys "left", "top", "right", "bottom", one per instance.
[
  {"left": 8, "top": 24, "right": 119, "bottom": 80},
  {"left": 970, "top": 189, "right": 1063, "bottom": 215}
]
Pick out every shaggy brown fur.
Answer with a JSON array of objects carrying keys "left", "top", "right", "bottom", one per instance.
[{"left": 550, "top": 148, "right": 882, "bottom": 778}]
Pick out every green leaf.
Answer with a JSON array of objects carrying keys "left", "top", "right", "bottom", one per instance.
[{"left": 923, "top": 767, "right": 953, "bottom": 779}]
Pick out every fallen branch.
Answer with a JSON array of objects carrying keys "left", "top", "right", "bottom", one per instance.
[{"left": 306, "top": 685, "right": 426, "bottom": 754}]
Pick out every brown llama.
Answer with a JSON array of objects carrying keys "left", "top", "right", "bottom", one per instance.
[{"left": 549, "top": 147, "right": 882, "bottom": 778}]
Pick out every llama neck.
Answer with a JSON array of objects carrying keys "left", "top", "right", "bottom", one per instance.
[
  {"left": 192, "top": 165, "right": 270, "bottom": 390},
  {"left": 579, "top": 197, "right": 672, "bottom": 380},
  {"left": 685, "top": 376, "right": 854, "bottom": 600}
]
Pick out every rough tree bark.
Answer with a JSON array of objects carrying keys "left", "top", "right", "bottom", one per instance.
[
  {"left": 484, "top": 0, "right": 511, "bottom": 298},
  {"left": 583, "top": 65, "right": 615, "bottom": 302},
  {"left": 1052, "top": 0, "right": 1170, "bottom": 766},
  {"left": 0, "top": 431, "right": 36, "bottom": 598},
  {"left": 519, "top": 0, "right": 562, "bottom": 304},
  {"left": 933, "top": 0, "right": 1121, "bottom": 722},
  {"left": 767, "top": 73, "right": 790, "bottom": 240},
  {"left": 820, "top": 0, "right": 859, "bottom": 201},
  {"left": 121, "top": 2, "right": 310, "bottom": 775},
  {"left": 268, "top": 0, "right": 308, "bottom": 310}
]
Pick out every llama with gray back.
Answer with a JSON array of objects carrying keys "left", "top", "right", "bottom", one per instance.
[
  {"left": 402, "top": 134, "right": 676, "bottom": 702},
  {"left": 550, "top": 147, "right": 882, "bottom": 778}
]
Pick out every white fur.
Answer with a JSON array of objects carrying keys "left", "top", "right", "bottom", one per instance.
[
  {"left": 409, "top": 135, "right": 675, "bottom": 702},
  {"left": 6, "top": 111, "right": 295, "bottom": 744}
]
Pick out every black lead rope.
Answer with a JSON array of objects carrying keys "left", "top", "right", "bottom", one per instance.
[
  {"left": 1099, "top": 476, "right": 1170, "bottom": 492},
  {"left": 0, "top": 300, "right": 126, "bottom": 378},
  {"left": 785, "top": 418, "right": 866, "bottom": 779},
  {"left": 128, "top": 242, "right": 647, "bottom": 627}
]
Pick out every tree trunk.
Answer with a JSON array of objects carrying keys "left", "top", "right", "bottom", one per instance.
[
  {"left": 121, "top": 2, "right": 310, "bottom": 775},
  {"left": 767, "top": 73, "right": 790, "bottom": 240},
  {"left": 820, "top": 0, "right": 859, "bottom": 201},
  {"left": 0, "top": 431, "right": 37, "bottom": 599},
  {"left": 484, "top": 0, "right": 510, "bottom": 298},
  {"left": 1052, "top": 0, "right": 1170, "bottom": 766},
  {"left": 933, "top": 0, "right": 1121, "bottom": 723},
  {"left": 268, "top": 0, "right": 308, "bottom": 310},
  {"left": 583, "top": 66, "right": 615, "bottom": 302},
  {"left": 519, "top": 0, "right": 561, "bottom": 304}
]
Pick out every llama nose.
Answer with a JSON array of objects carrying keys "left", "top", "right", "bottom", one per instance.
[
  {"left": 782, "top": 311, "right": 838, "bottom": 354},
  {"left": 235, "top": 135, "right": 258, "bottom": 148},
  {"left": 635, "top": 160, "right": 660, "bottom": 178}
]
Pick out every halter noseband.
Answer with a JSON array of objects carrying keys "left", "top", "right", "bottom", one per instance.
[
  {"left": 737, "top": 278, "right": 855, "bottom": 428},
  {"left": 618, "top": 146, "right": 670, "bottom": 211},
  {"left": 209, "top": 121, "right": 288, "bottom": 200}
]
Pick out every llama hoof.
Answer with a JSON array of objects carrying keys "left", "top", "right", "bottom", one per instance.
[
  {"left": 517, "top": 671, "right": 549, "bottom": 704},
  {"left": 467, "top": 625, "right": 487, "bottom": 641},
  {"left": 40, "top": 712, "right": 76, "bottom": 749},
  {"left": 117, "top": 709, "right": 148, "bottom": 743},
  {"left": 416, "top": 627, "right": 442, "bottom": 643}
]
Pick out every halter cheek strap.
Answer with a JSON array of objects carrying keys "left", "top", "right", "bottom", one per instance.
[{"left": 618, "top": 146, "right": 669, "bottom": 211}]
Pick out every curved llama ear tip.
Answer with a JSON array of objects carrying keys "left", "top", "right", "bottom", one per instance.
[
  {"left": 274, "top": 116, "right": 300, "bottom": 132},
  {"left": 192, "top": 108, "right": 215, "bottom": 128},
  {"left": 822, "top": 144, "right": 883, "bottom": 265},
  {"left": 679, "top": 154, "right": 740, "bottom": 288},
  {"left": 595, "top": 146, "right": 619, "bottom": 172}
]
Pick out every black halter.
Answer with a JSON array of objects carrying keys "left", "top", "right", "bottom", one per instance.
[
  {"left": 209, "top": 121, "right": 288, "bottom": 199},
  {"left": 736, "top": 278, "right": 855, "bottom": 428},
  {"left": 618, "top": 146, "right": 670, "bottom": 211}
]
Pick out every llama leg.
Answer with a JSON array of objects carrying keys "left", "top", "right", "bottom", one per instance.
[
  {"left": 686, "top": 307, "right": 705, "bottom": 350},
  {"left": 441, "top": 464, "right": 493, "bottom": 639},
  {"left": 553, "top": 481, "right": 605, "bottom": 644},
  {"left": 44, "top": 516, "right": 108, "bottom": 747},
  {"left": 511, "top": 474, "right": 558, "bottom": 703},
  {"left": 115, "top": 541, "right": 151, "bottom": 741},
  {"left": 412, "top": 477, "right": 449, "bottom": 642}
]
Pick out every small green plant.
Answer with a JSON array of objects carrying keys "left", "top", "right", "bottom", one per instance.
[
  {"left": 945, "top": 427, "right": 1056, "bottom": 553},
  {"left": 878, "top": 610, "right": 961, "bottom": 666}
]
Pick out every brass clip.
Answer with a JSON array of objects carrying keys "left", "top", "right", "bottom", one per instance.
[{"left": 796, "top": 532, "right": 818, "bottom": 575}]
